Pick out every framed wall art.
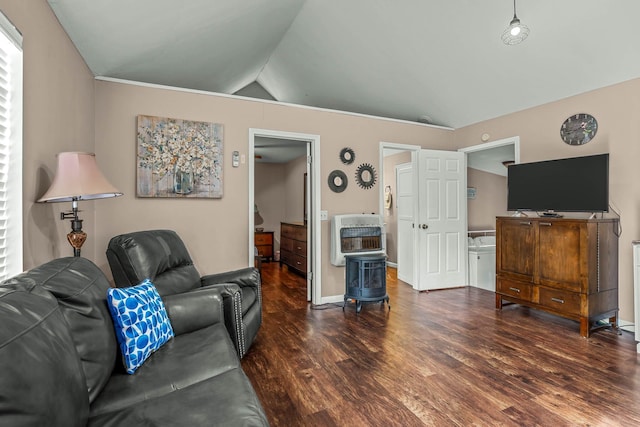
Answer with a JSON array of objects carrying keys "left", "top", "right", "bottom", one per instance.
[{"left": 136, "top": 115, "right": 224, "bottom": 198}]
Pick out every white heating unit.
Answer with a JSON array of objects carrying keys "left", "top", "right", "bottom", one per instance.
[{"left": 330, "top": 214, "right": 386, "bottom": 266}]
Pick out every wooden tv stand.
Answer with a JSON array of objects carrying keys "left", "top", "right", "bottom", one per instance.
[{"left": 495, "top": 216, "right": 619, "bottom": 337}]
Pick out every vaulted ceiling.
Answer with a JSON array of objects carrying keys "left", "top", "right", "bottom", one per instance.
[{"left": 48, "top": 0, "right": 640, "bottom": 128}]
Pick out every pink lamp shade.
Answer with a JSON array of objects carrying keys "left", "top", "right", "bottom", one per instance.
[{"left": 38, "top": 152, "right": 122, "bottom": 202}]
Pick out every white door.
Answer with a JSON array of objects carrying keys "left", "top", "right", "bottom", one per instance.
[
  {"left": 396, "top": 162, "right": 415, "bottom": 285},
  {"left": 416, "top": 149, "right": 467, "bottom": 291}
]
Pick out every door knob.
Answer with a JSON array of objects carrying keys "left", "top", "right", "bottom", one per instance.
[{"left": 421, "top": 224, "right": 428, "bottom": 229}]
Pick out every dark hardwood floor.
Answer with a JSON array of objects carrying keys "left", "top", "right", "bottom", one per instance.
[{"left": 241, "top": 262, "right": 640, "bottom": 426}]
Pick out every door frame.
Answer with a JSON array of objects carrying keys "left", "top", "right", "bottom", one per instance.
[
  {"left": 379, "top": 141, "right": 421, "bottom": 288},
  {"left": 457, "top": 136, "right": 521, "bottom": 166},
  {"left": 249, "top": 128, "right": 322, "bottom": 305}
]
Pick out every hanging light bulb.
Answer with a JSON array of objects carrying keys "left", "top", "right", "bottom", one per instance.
[{"left": 502, "top": 0, "right": 530, "bottom": 45}]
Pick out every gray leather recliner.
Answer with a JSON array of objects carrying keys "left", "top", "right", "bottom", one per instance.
[{"left": 106, "top": 229, "right": 262, "bottom": 358}]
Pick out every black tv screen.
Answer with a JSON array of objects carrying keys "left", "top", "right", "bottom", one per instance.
[{"left": 507, "top": 154, "right": 609, "bottom": 213}]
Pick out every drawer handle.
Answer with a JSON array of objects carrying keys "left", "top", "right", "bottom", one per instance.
[
  {"left": 540, "top": 222, "right": 552, "bottom": 227},
  {"left": 519, "top": 221, "right": 531, "bottom": 226},
  {"left": 509, "top": 287, "right": 521, "bottom": 293},
  {"left": 296, "top": 261, "right": 302, "bottom": 265},
  {"left": 296, "top": 246, "right": 302, "bottom": 250},
  {"left": 551, "top": 297, "right": 565, "bottom": 304}
]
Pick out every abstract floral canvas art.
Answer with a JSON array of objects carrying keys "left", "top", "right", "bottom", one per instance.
[{"left": 137, "top": 115, "right": 223, "bottom": 198}]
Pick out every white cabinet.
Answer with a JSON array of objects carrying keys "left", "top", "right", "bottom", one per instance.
[
  {"left": 469, "top": 247, "right": 496, "bottom": 292},
  {"left": 633, "top": 241, "right": 640, "bottom": 352},
  {"left": 468, "top": 233, "right": 496, "bottom": 292}
]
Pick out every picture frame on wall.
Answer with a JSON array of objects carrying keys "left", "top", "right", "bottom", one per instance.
[{"left": 136, "top": 115, "right": 224, "bottom": 198}]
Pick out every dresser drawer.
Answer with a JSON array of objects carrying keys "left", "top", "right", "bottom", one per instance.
[
  {"left": 282, "top": 224, "right": 306, "bottom": 241},
  {"left": 255, "top": 233, "right": 272, "bottom": 245},
  {"left": 497, "top": 278, "right": 532, "bottom": 301},
  {"left": 538, "top": 287, "right": 581, "bottom": 315},
  {"left": 281, "top": 237, "right": 293, "bottom": 252},
  {"left": 256, "top": 245, "right": 273, "bottom": 258},
  {"left": 291, "top": 253, "right": 307, "bottom": 272},
  {"left": 281, "top": 224, "right": 297, "bottom": 239},
  {"left": 280, "top": 249, "right": 293, "bottom": 266},
  {"left": 280, "top": 222, "right": 308, "bottom": 275},
  {"left": 291, "top": 240, "right": 307, "bottom": 256}
]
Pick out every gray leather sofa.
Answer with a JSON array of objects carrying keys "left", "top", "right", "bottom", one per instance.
[
  {"left": 106, "top": 229, "right": 262, "bottom": 358},
  {"left": 0, "top": 257, "right": 269, "bottom": 426}
]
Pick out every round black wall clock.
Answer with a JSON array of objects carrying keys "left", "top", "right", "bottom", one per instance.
[{"left": 560, "top": 113, "right": 598, "bottom": 146}]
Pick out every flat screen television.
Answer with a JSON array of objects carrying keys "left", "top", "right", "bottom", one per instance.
[{"left": 507, "top": 153, "right": 609, "bottom": 213}]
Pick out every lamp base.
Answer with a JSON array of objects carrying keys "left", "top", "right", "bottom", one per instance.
[
  {"left": 67, "top": 230, "right": 87, "bottom": 257},
  {"left": 62, "top": 216, "right": 86, "bottom": 257}
]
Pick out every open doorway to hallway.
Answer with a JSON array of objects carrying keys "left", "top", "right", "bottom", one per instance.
[{"left": 249, "top": 129, "right": 321, "bottom": 304}]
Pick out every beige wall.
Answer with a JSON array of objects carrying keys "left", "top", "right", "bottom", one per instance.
[
  {"left": 94, "top": 80, "right": 454, "bottom": 298},
  {"left": 0, "top": 0, "right": 96, "bottom": 269},
  {"left": 455, "top": 78, "right": 640, "bottom": 323},
  {"left": 283, "top": 155, "right": 306, "bottom": 224},
  {"left": 467, "top": 168, "right": 508, "bottom": 231},
  {"left": 383, "top": 151, "right": 411, "bottom": 263},
  {"left": 254, "top": 162, "right": 286, "bottom": 250},
  {"left": 22, "top": 1, "right": 638, "bottom": 317},
  {"left": 254, "top": 154, "right": 306, "bottom": 253}
]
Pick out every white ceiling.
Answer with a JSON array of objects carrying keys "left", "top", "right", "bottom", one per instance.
[
  {"left": 255, "top": 137, "right": 306, "bottom": 163},
  {"left": 466, "top": 144, "right": 515, "bottom": 177},
  {"left": 48, "top": 0, "right": 640, "bottom": 128}
]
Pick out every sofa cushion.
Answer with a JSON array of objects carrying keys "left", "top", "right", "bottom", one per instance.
[
  {"left": 89, "top": 367, "right": 269, "bottom": 427},
  {"left": 22, "top": 257, "right": 118, "bottom": 403},
  {"left": 107, "top": 279, "right": 174, "bottom": 374},
  {"left": 89, "top": 324, "right": 239, "bottom": 417},
  {"left": 0, "top": 279, "right": 89, "bottom": 426},
  {"left": 106, "top": 230, "right": 202, "bottom": 296}
]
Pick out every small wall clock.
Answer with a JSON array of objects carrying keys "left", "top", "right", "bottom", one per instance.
[{"left": 560, "top": 113, "right": 598, "bottom": 146}]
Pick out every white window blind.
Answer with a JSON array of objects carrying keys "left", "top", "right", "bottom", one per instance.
[{"left": 0, "top": 12, "right": 22, "bottom": 281}]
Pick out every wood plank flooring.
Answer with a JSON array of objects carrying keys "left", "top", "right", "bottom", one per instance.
[{"left": 241, "top": 262, "right": 640, "bottom": 426}]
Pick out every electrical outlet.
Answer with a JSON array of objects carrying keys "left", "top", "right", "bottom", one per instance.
[{"left": 320, "top": 210, "right": 328, "bottom": 220}]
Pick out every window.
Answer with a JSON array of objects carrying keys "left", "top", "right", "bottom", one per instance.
[{"left": 0, "top": 12, "right": 22, "bottom": 280}]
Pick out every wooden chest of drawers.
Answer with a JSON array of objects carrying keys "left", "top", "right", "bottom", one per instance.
[
  {"left": 280, "top": 222, "right": 307, "bottom": 275},
  {"left": 255, "top": 231, "right": 274, "bottom": 261}
]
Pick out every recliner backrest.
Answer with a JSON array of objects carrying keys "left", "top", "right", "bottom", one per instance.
[{"left": 106, "top": 229, "right": 202, "bottom": 296}]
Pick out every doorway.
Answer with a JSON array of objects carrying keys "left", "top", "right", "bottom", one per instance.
[
  {"left": 379, "top": 142, "right": 467, "bottom": 292},
  {"left": 249, "top": 129, "right": 321, "bottom": 304},
  {"left": 458, "top": 136, "right": 520, "bottom": 231},
  {"left": 380, "top": 143, "right": 420, "bottom": 287}
]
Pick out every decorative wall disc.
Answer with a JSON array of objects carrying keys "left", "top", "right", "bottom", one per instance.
[
  {"left": 355, "top": 163, "right": 377, "bottom": 189},
  {"left": 328, "top": 169, "right": 348, "bottom": 193},
  {"left": 339, "top": 147, "right": 355, "bottom": 165}
]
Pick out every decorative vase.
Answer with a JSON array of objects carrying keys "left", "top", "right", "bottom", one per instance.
[{"left": 174, "top": 162, "right": 194, "bottom": 195}]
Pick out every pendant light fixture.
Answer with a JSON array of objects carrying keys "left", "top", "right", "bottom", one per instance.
[{"left": 501, "top": 0, "right": 530, "bottom": 45}]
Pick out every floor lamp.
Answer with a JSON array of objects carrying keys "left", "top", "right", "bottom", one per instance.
[{"left": 38, "top": 152, "right": 122, "bottom": 257}]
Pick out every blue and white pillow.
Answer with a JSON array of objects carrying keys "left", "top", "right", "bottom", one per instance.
[{"left": 107, "top": 279, "right": 174, "bottom": 374}]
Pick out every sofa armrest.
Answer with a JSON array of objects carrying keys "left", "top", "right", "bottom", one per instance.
[
  {"left": 163, "top": 287, "right": 224, "bottom": 336},
  {"left": 201, "top": 267, "right": 260, "bottom": 290}
]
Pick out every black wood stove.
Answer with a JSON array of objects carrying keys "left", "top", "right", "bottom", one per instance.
[{"left": 343, "top": 253, "right": 390, "bottom": 313}]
